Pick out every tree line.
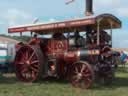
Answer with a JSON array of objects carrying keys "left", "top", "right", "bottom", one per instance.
[{"left": 0, "top": 34, "right": 31, "bottom": 42}]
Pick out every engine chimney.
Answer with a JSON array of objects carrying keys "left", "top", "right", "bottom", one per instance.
[{"left": 86, "top": 0, "right": 93, "bottom": 16}]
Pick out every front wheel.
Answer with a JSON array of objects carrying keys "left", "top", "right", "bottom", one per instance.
[{"left": 70, "top": 61, "right": 94, "bottom": 89}]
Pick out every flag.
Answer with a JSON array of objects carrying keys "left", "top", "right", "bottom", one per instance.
[
  {"left": 33, "top": 18, "right": 39, "bottom": 24},
  {"left": 65, "top": 0, "right": 75, "bottom": 5}
]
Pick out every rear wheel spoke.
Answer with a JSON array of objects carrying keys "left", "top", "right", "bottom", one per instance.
[
  {"left": 31, "top": 71, "right": 36, "bottom": 79},
  {"left": 31, "top": 66, "right": 39, "bottom": 73},
  {"left": 21, "top": 67, "right": 28, "bottom": 73},
  {"left": 17, "top": 62, "right": 24, "bottom": 65},
  {"left": 25, "top": 51, "right": 29, "bottom": 59},
  {"left": 31, "top": 60, "right": 39, "bottom": 64},
  {"left": 20, "top": 51, "right": 26, "bottom": 61},
  {"left": 29, "top": 52, "right": 34, "bottom": 60},
  {"left": 32, "top": 64, "right": 39, "bottom": 68}
]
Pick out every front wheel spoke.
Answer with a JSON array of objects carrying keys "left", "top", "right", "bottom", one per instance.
[
  {"left": 74, "top": 75, "right": 81, "bottom": 81},
  {"left": 84, "top": 68, "right": 89, "bottom": 73},
  {"left": 82, "top": 73, "right": 91, "bottom": 78},
  {"left": 81, "top": 64, "right": 86, "bottom": 73},
  {"left": 75, "top": 67, "right": 79, "bottom": 74},
  {"left": 73, "top": 78, "right": 79, "bottom": 84},
  {"left": 72, "top": 75, "right": 77, "bottom": 80},
  {"left": 75, "top": 78, "right": 80, "bottom": 82},
  {"left": 72, "top": 77, "right": 81, "bottom": 87},
  {"left": 86, "top": 78, "right": 92, "bottom": 83}
]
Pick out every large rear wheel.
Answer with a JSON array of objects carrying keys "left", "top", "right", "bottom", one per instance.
[{"left": 15, "top": 45, "right": 44, "bottom": 82}]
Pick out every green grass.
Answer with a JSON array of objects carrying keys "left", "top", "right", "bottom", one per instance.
[{"left": 0, "top": 69, "right": 128, "bottom": 96}]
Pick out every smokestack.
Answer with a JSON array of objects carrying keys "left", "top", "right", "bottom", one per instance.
[{"left": 86, "top": 0, "right": 93, "bottom": 16}]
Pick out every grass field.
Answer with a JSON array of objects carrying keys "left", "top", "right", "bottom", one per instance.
[{"left": 0, "top": 68, "right": 128, "bottom": 96}]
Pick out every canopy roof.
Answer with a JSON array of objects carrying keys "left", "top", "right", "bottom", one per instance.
[{"left": 8, "top": 14, "right": 121, "bottom": 34}]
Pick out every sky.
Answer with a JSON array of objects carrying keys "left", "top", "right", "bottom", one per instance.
[{"left": 0, "top": 0, "right": 127, "bottom": 48}]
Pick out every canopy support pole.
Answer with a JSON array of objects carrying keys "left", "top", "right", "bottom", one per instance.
[
  {"left": 97, "top": 20, "right": 100, "bottom": 46},
  {"left": 31, "top": 32, "right": 33, "bottom": 37},
  {"left": 20, "top": 32, "right": 22, "bottom": 37},
  {"left": 110, "top": 22, "right": 113, "bottom": 47}
]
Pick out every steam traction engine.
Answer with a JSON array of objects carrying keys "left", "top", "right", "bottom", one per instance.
[{"left": 8, "top": 14, "right": 121, "bottom": 88}]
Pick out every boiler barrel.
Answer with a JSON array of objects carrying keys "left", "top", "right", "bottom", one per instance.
[
  {"left": 80, "top": 49, "right": 100, "bottom": 58},
  {"left": 64, "top": 49, "right": 100, "bottom": 63}
]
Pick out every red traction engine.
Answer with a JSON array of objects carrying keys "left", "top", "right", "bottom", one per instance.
[{"left": 8, "top": 14, "right": 121, "bottom": 89}]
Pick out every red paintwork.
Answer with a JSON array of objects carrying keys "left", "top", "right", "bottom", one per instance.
[
  {"left": 29, "top": 38, "right": 41, "bottom": 45},
  {"left": 47, "top": 39, "right": 68, "bottom": 54},
  {"left": 44, "top": 39, "right": 80, "bottom": 63},
  {"left": 64, "top": 50, "right": 80, "bottom": 63}
]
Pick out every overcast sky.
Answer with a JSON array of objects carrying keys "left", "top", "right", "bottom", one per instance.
[{"left": 0, "top": 0, "right": 127, "bottom": 48}]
